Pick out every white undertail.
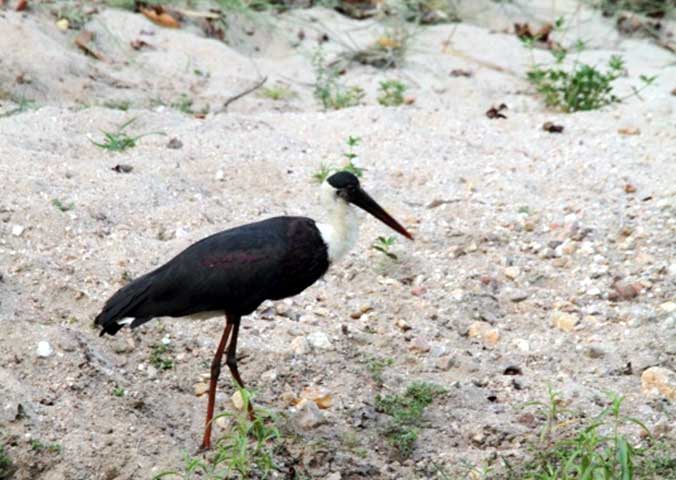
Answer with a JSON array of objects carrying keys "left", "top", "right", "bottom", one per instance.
[{"left": 316, "top": 181, "right": 359, "bottom": 263}]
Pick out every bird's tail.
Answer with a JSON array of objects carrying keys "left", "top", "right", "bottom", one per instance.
[{"left": 95, "top": 272, "right": 156, "bottom": 336}]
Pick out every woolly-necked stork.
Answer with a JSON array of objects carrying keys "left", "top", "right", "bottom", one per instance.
[{"left": 95, "top": 171, "right": 413, "bottom": 450}]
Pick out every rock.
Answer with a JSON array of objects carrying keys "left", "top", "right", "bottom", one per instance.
[
  {"left": 36, "top": 341, "right": 53, "bottom": 358},
  {"left": 435, "top": 355, "right": 456, "bottom": 370},
  {"left": 396, "top": 319, "right": 412, "bottom": 331},
  {"left": 551, "top": 311, "right": 579, "bottom": 332},
  {"left": 146, "top": 365, "right": 158, "bottom": 379},
  {"left": 215, "top": 169, "right": 225, "bottom": 181},
  {"left": 509, "top": 289, "right": 529, "bottom": 303},
  {"left": 641, "top": 367, "right": 676, "bottom": 401},
  {"left": 294, "top": 400, "right": 326, "bottom": 429},
  {"left": 410, "top": 337, "right": 431, "bottom": 353},
  {"left": 325, "top": 473, "right": 341, "bottom": 480},
  {"left": 232, "top": 390, "right": 244, "bottom": 410},
  {"left": 504, "top": 266, "right": 520, "bottom": 280},
  {"left": 194, "top": 382, "right": 209, "bottom": 397},
  {"left": 584, "top": 345, "right": 605, "bottom": 359},
  {"left": 298, "top": 386, "right": 333, "bottom": 409},
  {"left": 11, "top": 225, "right": 25, "bottom": 237},
  {"left": 166, "top": 137, "right": 183, "bottom": 149},
  {"left": 659, "top": 302, "right": 676, "bottom": 314},
  {"left": 609, "top": 281, "right": 641, "bottom": 301},
  {"left": 467, "top": 321, "right": 500, "bottom": 346},
  {"left": 306, "top": 331, "right": 332, "bottom": 350},
  {"left": 290, "top": 336, "right": 309, "bottom": 355}
]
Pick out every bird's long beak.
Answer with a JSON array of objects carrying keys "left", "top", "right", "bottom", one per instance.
[{"left": 348, "top": 187, "right": 414, "bottom": 240}]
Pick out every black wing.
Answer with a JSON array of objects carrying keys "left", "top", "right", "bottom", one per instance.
[{"left": 96, "top": 216, "right": 329, "bottom": 335}]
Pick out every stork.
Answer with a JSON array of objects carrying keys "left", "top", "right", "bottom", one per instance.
[{"left": 95, "top": 171, "right": 413, "bottom": 450}]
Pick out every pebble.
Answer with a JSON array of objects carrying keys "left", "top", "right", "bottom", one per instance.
[
  {"left": 306, "top": 331, "right": 332, "bottom": 350},
  {"left": 409, "top": 337, "right": 431, "bottom": 353},
  {"left": 396, "top": 319, "right": 412, "bottom": 331},
  {"left": 467, "top": 321, "right": 500, "bottom": 346},
  {"left": 11, "top": 225, "right": 25, "bottom": 237},
  {"left": 298, "top": 386, "right": 333, "bottom": 409},
  {"left": 659, "top": 301, "right": 676, "bottom": 314},
  {"left": 36, "top": 341, "right": 53, "bottom": 358},
  {"left": 509, "top": 289, "right": 529, "bottom": 303},
  {"left": 584, "top": 345, "right": 606, "bottom": 359},
  {"left": 215, "top": 169, "right": 225, "bottom": 181},
  {"left": 551, "top": 311, "right": 579, "bottom": 332},
  {"left": 232, "top": 390, "right": 244, "bottom": 410},
  {"left": 504, "top": 266, "right": 520, "bottom": 280},
  {"left": 294, "top": 400, "right": 326, "bottom": 429},
  {"left": 435, "top": 355, "right": 456, "bottom": 370},
  {"left": 641, "top": 367, "right": 676, "bottom": 401},
  {"left": 194, "top": 382, "right": 209, "bottom": 397},
  {"left": 290, "top": 336, "right": 309, "bottom": 355}
]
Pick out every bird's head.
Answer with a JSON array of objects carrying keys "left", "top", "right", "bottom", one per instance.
[{"left": 324, "top": 171, "right": 413, "bottom": 240}]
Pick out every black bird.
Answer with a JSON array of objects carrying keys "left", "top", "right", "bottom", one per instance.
[{"left": 95, "top": 171, "right": 413, "bottom": 450}]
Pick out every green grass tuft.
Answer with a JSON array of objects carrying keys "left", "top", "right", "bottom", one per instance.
[
  {"left": 149, "top": 344, "right": 174, "bottom": 371},
  {"left": 376, "top": 382, "right": 445, "bottom": 457}
]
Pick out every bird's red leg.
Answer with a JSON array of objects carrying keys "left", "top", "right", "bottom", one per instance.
[
  {"left": 199, "top": 318, "right": 233, "bottom": 451},
  {"left": 225, "top": 316, "right": 256, "bottom": 421}
]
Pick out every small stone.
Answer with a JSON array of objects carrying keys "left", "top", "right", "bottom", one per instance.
[
  {"left": 194, "top": 382, "right": 209, "bottom": 397},
  {"left": 11, "top": 225, "right": 24, "bottom": 237},
  {"left": 146, "top": 365, "right": 158, "bottom": 379},
  {"left": 299, "top": 386, "right": 333, "bottom": 409},
  {"left": 232, "top": 390, "right": 244, "bottom": 410},
  {"left": 551, "top": 311, "right": 579, "bottom": 332},
  {"left": 585, "top": 345, "right": 605, "bottom": 359},
  {"left": 294, "top": 400, "right": 326, "bottom": 429},
  {"left": 306, "top": 331, "right": 332, "bottom": 350},
  {"left": 467, "top": 321, "right": 500, "bottom": 346},
  {"left": 167, "top": 137, "right": 183, "bottom": 149},
  {"left": 410, "top": 337, "right": 431, "bottom": 353},
  {"left": 586, "top": 287, "right": 602, "bottom": 297},
  {"left": 36, "top": 341, "right": 53, "bottom": 358},
  {"left": 610, "top": 281, "right": 640, "bottom": 301},
  {"left": 641, "top": 367, "right": 676, "bottom": 401},
  {"left": 290, "top": 336, "right": 309, "bottom": 355},
  {"left": 435, "top": 355, "right": 455, "bottom": 370},
  {"left": 618, "top": 127, "right": 640, "bottom": 136},
  {"left": 56, "top": 18, "right": 69, "bottom": 30},
  {"left": 509, "top": 289, "right": 529, "bottom": 303},
  {"left": 396, "top": 319, "right": 412, "bottom": 331},
  {"left": 215, "top": 169, "right": 225, "bottom": 181},
  {"left": 325, "top": 473, "right": 341, "bottom": 480},
  {"left": 504, "top": 266, "right": 520, "bottom": 280},
  {"left": 659, "top": 301, "right": 676, "bottom": 314}
]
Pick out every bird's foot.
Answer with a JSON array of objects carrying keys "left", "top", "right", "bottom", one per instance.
[{"left": 194, "top": 442, "right": 211, "bottom": 455}]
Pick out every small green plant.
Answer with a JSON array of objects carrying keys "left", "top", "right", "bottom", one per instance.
[
  {"left": 0, "top": 96, "right": 37, "bottom": 118},
  {"left": 524, "top": 21, "right": 656, "bottom": 112},
  {"left": 258, "top": 85, "right": 296, "bottom": 101},
  {"left": 154, "top": 388, "right": 279, "bottom": 479},
  {"left": 311, "top": 136, "right": 365, "bottom": 183},
  {"left": 92, "top": 117, "right": 163, "bottom": 152},
  {"left": 375, "top": 382, "right": 445, "bottom": 457},
  {"left": 30, "top": 440, "right": 62, "bottom": 454},
  {"left": 103, "top": 99, "right": 131, "bottom": 111},
  {"left": 591, "top": 0, "right": 675, "bottom": 18},
  {"left": 377, "top": 80, "right": 407, "bottom": 106},
  {"left": 51, "top": 198, "right": 74, "bottom": 212},
  {"left": 0, "top": 442, "right": 13, "bottom": 479},
  {"left": 171, "top": 94, "right": 195, "bottom": 114},
  {"left": 372, "top": 236, "right": 398, "bottom": 260},
  {"left": 313, "top": 49, "right": 364, "bottom": 110},
  {"left": 112, "top": 386, "right": 125, "bottom": 397},
  {"left": 366, "top": 356, "right": 394, "bottom": 384},
  {"left": 504, "top": 389, "right": 672, "bottom": 479},
  {"left": 150, "top": 344, "right": 174, "bottom": 371}
]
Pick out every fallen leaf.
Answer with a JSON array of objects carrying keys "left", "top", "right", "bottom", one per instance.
[
  {"left": 542, "top": 121, "right": 564, "bottom": 133},
  {"left": 618, "top": 127, "right": 640, "bottom": 136},
  {"left": 74, "top": 31, "right": 105, "bottom": 60},
  {"left": 403, "top": 96, "right": 415, "bottom": 105},
  {"left": 486, "top": 103, "right": 507, "bottom": 119},
  {"left": 624, "top": 183, "right": 636, "bottom": 193},
  {"left": 140, "top": 5, "right": 180, "bottom": 28},
  {"left": 15, "top": 0, "right": 27, "bottom": 11},
  {"left": 514, "top": 22, "right": 552, "bottom": 42},
  {"left": 297, "top": 386, "right": 332, "bottom": 409},
  {"left": 376, "top": 36, "right": 401, "bottom": 49}
]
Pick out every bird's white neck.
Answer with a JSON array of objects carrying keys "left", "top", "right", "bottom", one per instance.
[{"left": 316, "top": 181, "right": 359, "bottom": 263}]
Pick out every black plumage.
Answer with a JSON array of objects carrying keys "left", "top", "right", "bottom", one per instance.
[
  {"left": 96, "top": 216, "right": 328, "bottom": 335},
  {"left": 94, "top": 171, "right": 412, "bottom": 451}
]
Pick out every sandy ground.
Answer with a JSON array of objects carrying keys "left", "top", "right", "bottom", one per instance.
[{"left": 1, "top": 0, "right": 675, "bottom": 479}]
